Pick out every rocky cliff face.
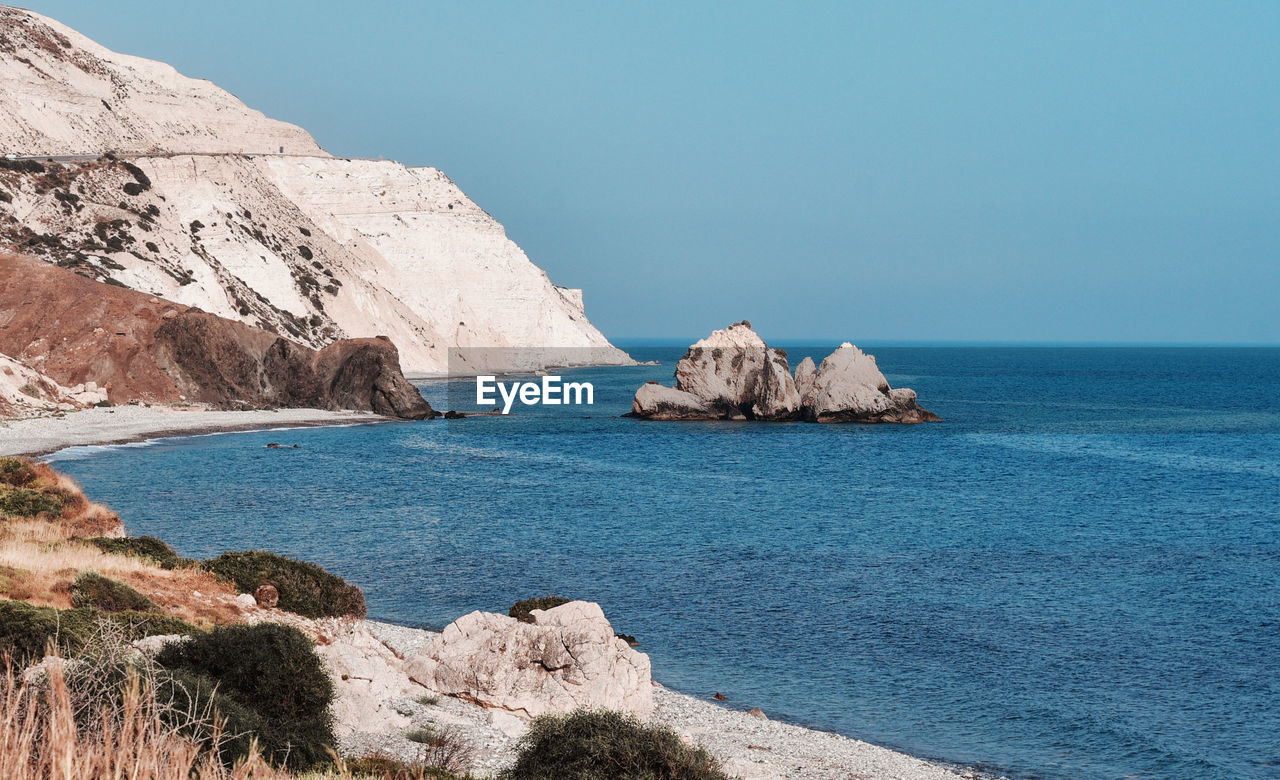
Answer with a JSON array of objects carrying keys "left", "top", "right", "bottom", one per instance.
[
  {"left": 0, "top": 252, "right": 435, "bottom": 418},
  {"left": 0, "top": 7, "right": 631, "bottom": 375},
  {"left": 631, "top": 323, "right": 938, "bottom": 423},
  {"left": 0, "top": 351, "right": 107, "bottom": 417}
]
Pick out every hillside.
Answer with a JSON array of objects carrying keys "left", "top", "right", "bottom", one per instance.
[
  {"left": 0, "top": 251, "right": 436, "bottom": 418},
  {"left": 0, "top": 6, "right": 631, "bottom": 375}
]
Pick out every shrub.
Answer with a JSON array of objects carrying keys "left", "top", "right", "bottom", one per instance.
[
  {"left": 0, "top": 486, "right": 63, "bottom": 518},
  {"left": 509, "top": 596, "right": 571, "bottom": 623},
  {"left": 152, "top": 666, "right": 264, "bottom": 766},
  {"left": 0, "top": 457, "right": 38, "bottom": 487},
  {"left": 119, "top": 161, "right": 152, "bottom": 191},
  {"left": 85, "top": 535, "right": 195, "bottom": 569},
  {"left": 202, "top": 550, "right": 366, "bottom": 618},
  {"left": 0, "top": 599, "right": 195, "bottom": 665},
  {"left": 502, "top": 709, "right": 732, "bottom": 780},
  {"left": 155, "top": 621, "right": 335, "bottom": 770},
  {"left": 71, "top": 572, "right": 158, "bottom": 613}
]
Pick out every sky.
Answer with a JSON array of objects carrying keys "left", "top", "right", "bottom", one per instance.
[{"left": 27, "top": 1, "right": 1280, "bottom": 343}]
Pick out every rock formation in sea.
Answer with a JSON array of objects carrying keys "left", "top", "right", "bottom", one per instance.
[
  {"left": 0, "top": 252, "right": 436, "bottom": 418},
  {"left": 0, "top": 6, "right": 631, "bottom": 375},
  {"left": 631, "top": 322, "right": 938, "bottom": 423},
  {"left": 402, "top": 600, "right": 654, "bottom": 720}
]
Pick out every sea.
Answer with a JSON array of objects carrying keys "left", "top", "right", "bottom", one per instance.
[{"left": 48, "top": 346, "right": 1280, "bottom": 779}]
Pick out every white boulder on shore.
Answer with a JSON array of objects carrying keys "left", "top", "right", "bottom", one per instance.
[
  {"left": 631, "top": 322, "right": 939, "bottom": 423},
  {"left": 402, "top": 600, "right": 654, "bottom": 720}
]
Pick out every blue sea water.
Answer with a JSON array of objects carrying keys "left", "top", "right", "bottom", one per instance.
[{"left": 50, "top": 347, "right": 1280, "bottom": 779}]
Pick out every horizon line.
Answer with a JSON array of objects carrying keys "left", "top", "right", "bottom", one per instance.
[{"left": 609, "top": 338, "right": 1280, "bottom": 348}]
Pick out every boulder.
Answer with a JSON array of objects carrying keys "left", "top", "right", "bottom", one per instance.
[
  {"left": 253, "top": 584, "right": 279, "bottom": 609},
  {"left": 313, "top": 622, "right": 414, "bottom": 737},
  {"left": 801, "top": 343, "right": 939, "bottom": 423},
  {"left": 402, "top": 601, "right": 653, "bottom": 719},
  {"left": 631, "top": 324, "right": 937, "bottom": 424},
  {"left": 630, "top": 322, "right": 799, "bottom": 421}
]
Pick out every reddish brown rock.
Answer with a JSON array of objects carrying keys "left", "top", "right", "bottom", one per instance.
[
  {"left": 0, "top": 251, "right": 436, "bottom": 419},
  {"left": 253, "top": 584, "right": 279, "bottom": 609}
]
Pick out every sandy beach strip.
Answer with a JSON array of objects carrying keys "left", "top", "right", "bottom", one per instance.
[{"left": 0, "top": 404, "right": 393, "bottom": 458}]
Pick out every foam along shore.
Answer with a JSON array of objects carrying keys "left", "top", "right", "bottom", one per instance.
[
  {"left": 350, "top": 619, "right": 984, "bottom": 780},
  {"left": 0, "top": 404, "right": 389, "bottom": 458}
]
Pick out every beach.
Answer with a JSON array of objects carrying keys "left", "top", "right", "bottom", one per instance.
[
  {"left": 351, "top": 620, "right": 982, "bottom": 780},
  {"left": 0, "top": 404, "right": 390, "bottom": 457}
]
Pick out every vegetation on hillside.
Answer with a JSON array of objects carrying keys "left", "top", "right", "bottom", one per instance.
[{"left": 203, "top": 550, "right": 367, "bottom": 619}]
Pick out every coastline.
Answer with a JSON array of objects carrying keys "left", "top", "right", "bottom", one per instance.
[
  {"left": 355, "top": 619, "right": 987, "bottom": 780},
  {"left": 5, "top": 411, "right": 992, "bottom": 779},
  {"left": 0, "top": 404, "right": 394, "bottom": 458}
]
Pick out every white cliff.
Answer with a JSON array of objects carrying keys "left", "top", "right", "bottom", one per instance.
[
  {"left": 0, "top": 6, "right": 631, "bottom": 375},
  {"left": 0, "top": 7, "right": 323, "bottom": 156}
]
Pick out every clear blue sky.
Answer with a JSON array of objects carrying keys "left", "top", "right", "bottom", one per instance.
[{"left": 29, "top": 1, "right": 1280, "bottom": 343}]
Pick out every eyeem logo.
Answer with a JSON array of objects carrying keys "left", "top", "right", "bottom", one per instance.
[{"left": 476, "top": 375, "right": 594, "bottom": 414}]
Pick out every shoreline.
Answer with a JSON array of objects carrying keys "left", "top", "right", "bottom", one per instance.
[
  {"left": 356, "top": 619, "right": 989, "bottom": 780},
  {"left": 5, "top": 409, "right": 995, "bottom": 778},
  {"left": 0, "top": 404, "right": 395, "bottom": 458}
]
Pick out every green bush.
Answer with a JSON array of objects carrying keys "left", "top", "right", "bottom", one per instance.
[
  {"left": 0, "top": 457, "right": 38, "bottom": 487},
  {"left": 0, "top": 486, "right": 63, "bottom": 518},
  {"left": 71, "top": 572, "right": 158, "bottom": 613},
  {"left": 202, "top": 550, "right": 366, "bottom": 619},
  {"left": 152, "top": 666, "right": 264, "bottom": 766},
  {"left": 0, "top": 599, "right": 195, "bottom": 665},
  {"left": 85, "top": 535, "right": 195, "bottom": 569},
  {"left": 155, "top": 622, "right": 335, "bottom": 770},
  {"left": 509, "top": 596, "right": 571, "bottom": 623},
  {"left": 502, "top": 709, "right": 732, "bottom": 780}
]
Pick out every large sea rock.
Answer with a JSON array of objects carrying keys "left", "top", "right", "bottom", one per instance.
[
  {"left": 631, "top": 321, "right": 800, "bottom": 421},
  {"left": 631, "top": 323, "right": 937, "bottom": 424},
  {"left": 402, "top": 601, "right": 653, "bottom": 719},
  {"left": 801, "top": 343, "right": 938, "bottom": 423}
]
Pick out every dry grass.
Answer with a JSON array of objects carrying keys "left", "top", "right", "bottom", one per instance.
[
  {"left": 0, "top": 518, "right": 241, "bottom": 625},
  {"left": 0, "top": 657, "right": 460, "bottom": 779},
  {"left": 0, "top": 658, "right": 287, "bottom": 780},
  {"left": 0, "top": 459, "right": 242, "bottom": 626}
]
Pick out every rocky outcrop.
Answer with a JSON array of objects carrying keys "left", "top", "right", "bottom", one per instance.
[
  {"left": 631, "top": 323, "right": 938, "bottom": 424},
  {"left": 313, "top": 622, "right": 415, "bottom": 738},
  {"left": 793, "top": 356, "right": 817, "bottom": 399},
  {"left": 153, "top": 312, "right": 435, "bottom": 418},
  {"left": 0, "top": 8, "right": 632, "bottom": 375},
  {"left": 402, "top": 601, "right": 653, "bottom": 720},
  {"left": 0, "top": 251, "right": 436, "bottom": 419},
  {"left": 631, "top": 322, "right": 800, "bottom": 421},
  {"left": 801, "top": 343, "right": 938, "bottom": 423},
  {"left": 0, "top": 351, "right": 107, "bottom": 417}
]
